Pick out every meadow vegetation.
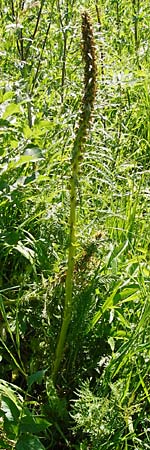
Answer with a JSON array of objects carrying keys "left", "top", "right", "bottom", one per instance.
[{"left": 0, "top": 0, "right": 150, "bottom": 448}]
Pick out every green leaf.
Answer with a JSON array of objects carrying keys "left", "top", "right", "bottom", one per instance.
[
  {"left": 15, "top": 434, "right": 46, "bottom": 450},
  {"left": 0, "top": 295, "right": 16, "bottom": 345},
  {"left": 113, "top": 284, "right": 139, "bottom": 304},
  {"left": 24, "top": 173, "right": 36, "bottom": 184},
  {"left": 0, "top": 147, "right": 5, "bottom": 156},
  {"left": 90, "top": 282, "right": 121, "bottom": 328},
  {"left": 31, "top": 120, "right": 51, "bottom": 136},
  {"left": 7, "top": 147, "right": 44, "bottom": 170},
  {"left": 2, "top": 91, "right": 14, "bottom": 102},
  {"left": 23, "top": 125, "right": 33, "bottom": 138},
  {"left": 90, "top": 283, "right": 139, "bottom": 329},
  {"left": 116, "top": 311, "right": 131, "bottom": 329},
  {"left": 15, "top": 241, "right": 35, "bottom": 264},
  {"left": 5, "top": 231, "right": 19, "bottom": 245},
  {"left": 2, "top": 103, "right": 21, "bottom": 119},
  {"left": 0, "top": 339, "right": 27, "bottom": 376},
  {"left": 27, "top": 370, "right": 46, "bottom": 389},
  {"left": 1, "top": 396, "right": 20, "bottom": 422},
  {"left": 0, "top": 380, "right": 23, "bottom": 406},
  {"left": 108, "top": 337, "right": 115, "bottom": 352},
  {"left": 0, "top": 395, "right": 21, "bottom": 439},
  {"left": 20, "top": 409, "right": 51, "bottom": 433},
  {"left": 0, "top": 118, "right": 11, "bottom": 127},
  {"left": 7, "top": 150, "right": 43, "bottom": 171}
]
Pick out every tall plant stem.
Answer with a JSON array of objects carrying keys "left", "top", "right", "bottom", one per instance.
[
  {"left": 61, "top": 31, "right": 67, "bottom": 103},
  {"left": 52, "top": 11, "right": 97, "bottom": 382},
  {"left": 10, "top": 0, "right": 15, "bottom": 19},
  {"left": 31, "top": 1, "right": 55, "bottom": 95},
  {"left": 24, "top": 0, "right": 46, "bottom": 59},
  {"left": 57, "top": 0, "right": 69, "bottom": 103},
  {"left": 52, "top": 177, "right": 76, "bottom": 382},
  {"left": 116, "top": 0, "right": 121, "bottom": 59},
  {"left": 95, "top": 0, "right": 104, "bottom": 80},
  {"left": 95, "top": 0, "right": 106, "bottom": 129},
  {"left": 132, "top": 0, "right": 141, "bottom": 68}
]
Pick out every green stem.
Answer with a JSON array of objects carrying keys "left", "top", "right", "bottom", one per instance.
[{"left": 52, "top": 161, "right": 77, "bottom": 381}]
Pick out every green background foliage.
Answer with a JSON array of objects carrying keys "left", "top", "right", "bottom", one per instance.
[{"left": 0, "top": 0, "right": 150, "bottom": 448}]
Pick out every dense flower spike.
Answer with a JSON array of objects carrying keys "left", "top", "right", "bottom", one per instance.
[
  {"left": 72, "top": 11, "right": 97, "bottom": 167},
  {"left": 81, "top": 11, "right": 97, "bottom": 128}
]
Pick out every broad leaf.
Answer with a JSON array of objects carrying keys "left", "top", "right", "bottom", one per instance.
[
  {"left": 27, "top": 370, "right": 46, "bottom": 389},
  {"left": 2, "top": 103, "right": 21, "bottom": 119},
  {"left": 15, "top": 434, "right": 46, "bottom": 450}
]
